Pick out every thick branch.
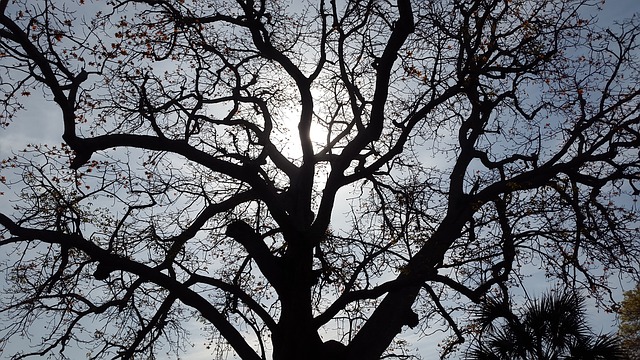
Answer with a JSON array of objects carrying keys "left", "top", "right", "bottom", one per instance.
[
  {"left": 0, "top": 214, "right": 262, "bottom": 360},
  {"left": 225, "top": 220, "right": 284, "bottom": 291}
]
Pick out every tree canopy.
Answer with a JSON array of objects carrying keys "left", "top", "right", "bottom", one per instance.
[
  {"left": 466, "top": 290, "right": 625, "bottom": 360},
  {"left": 619, "top": 284, "right": 640, "bottom": 360},
  {"left": 0, "top": 0, "right": 639, "bottom": 359}
]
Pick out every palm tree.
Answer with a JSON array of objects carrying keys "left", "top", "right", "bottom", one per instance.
[{"left": 466, "top": 290, "right": 626, "bottom": 360}]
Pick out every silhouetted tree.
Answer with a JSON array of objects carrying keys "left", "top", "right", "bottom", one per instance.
[
  {"left": 0, "top": 0, "right": 639, "bottom": 359},
  {"left": 466, "top": 290, "right": 625, "bottom": 360}
]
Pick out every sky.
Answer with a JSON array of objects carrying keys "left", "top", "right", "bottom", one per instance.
[{"left": 1, "top": 0, "right": 640, "bottom": 359}]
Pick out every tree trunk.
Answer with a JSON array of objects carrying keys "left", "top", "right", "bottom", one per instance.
[{"left": 272, "top": 238, "right": 325, "bottom": 360}]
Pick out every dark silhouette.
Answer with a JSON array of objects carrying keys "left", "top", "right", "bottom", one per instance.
[
  {"left": 0, "top": 1, "right": 639, "bottom": 359},
  {"left": 466, "top": 291, "right": 625, "bottom": 360}
]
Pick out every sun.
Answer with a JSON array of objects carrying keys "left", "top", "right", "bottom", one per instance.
[{"left": 277, "top": 109, "right": 330, "bottom": 160}]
